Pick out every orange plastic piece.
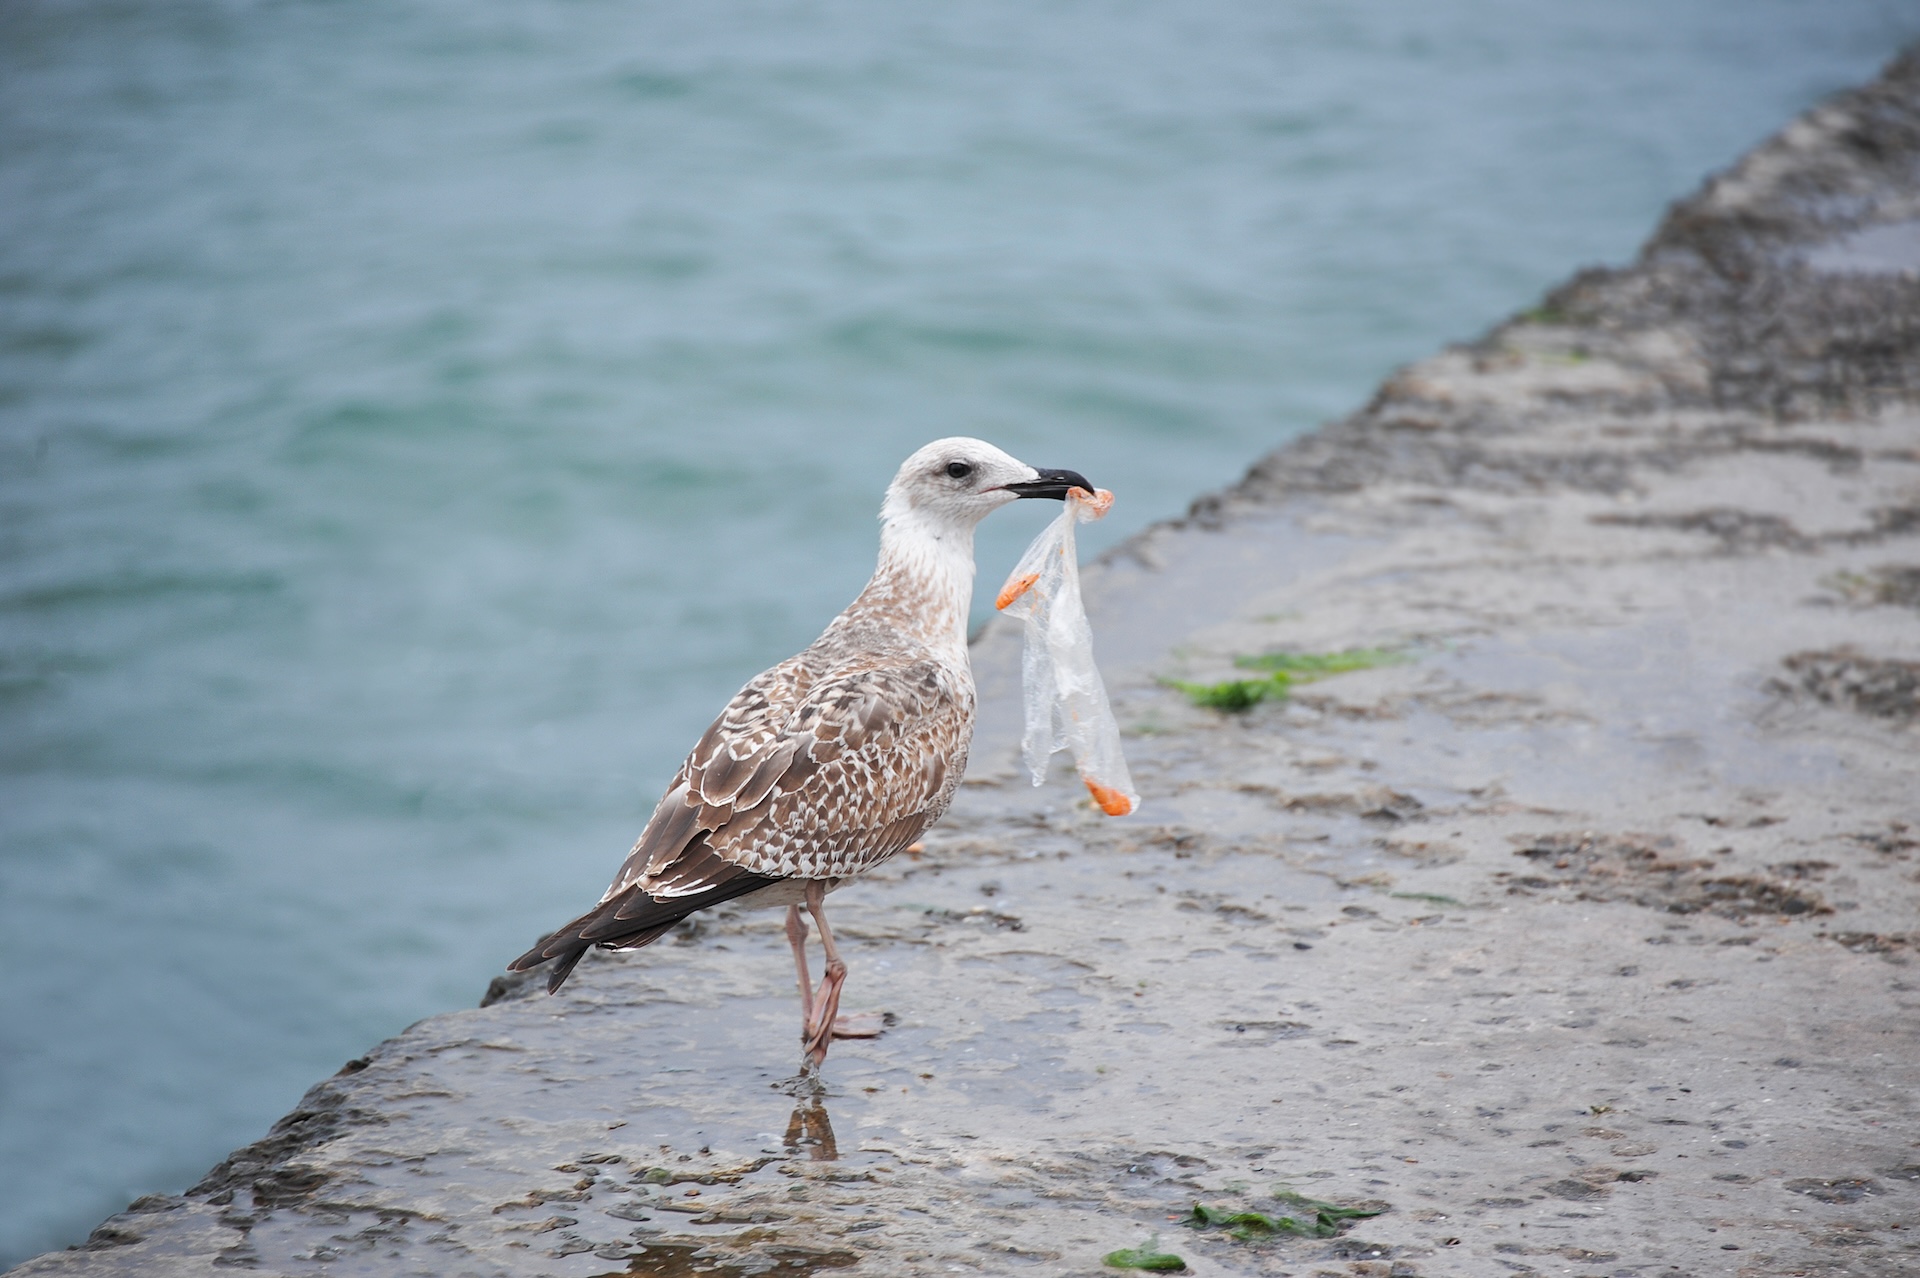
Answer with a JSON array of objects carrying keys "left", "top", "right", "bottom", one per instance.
[
  {"left": 1071, "top": 487, "right": 1115, "bottom": 517},
  {"left": 1084, "top": 779, "right": 1135, "bottom": 816},
  {"left": 995, "top": 572, "right": 1039, "bottom": 611}
]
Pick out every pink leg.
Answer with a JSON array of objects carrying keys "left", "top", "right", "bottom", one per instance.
[
  {"left": 784, "top": 905, "right": 813, "bottom": 1023},
  {"left": 801, "top": 882, "right": 848, "bottom": 1068}
]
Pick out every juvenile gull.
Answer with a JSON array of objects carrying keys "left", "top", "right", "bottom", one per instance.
[{"left": 509, "top": 438, "right": 1093, "bottom": 1067}]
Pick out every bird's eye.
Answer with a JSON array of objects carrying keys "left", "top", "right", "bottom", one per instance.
[{"left": 945, "top": 461, "right": 974, "bottom": 480}]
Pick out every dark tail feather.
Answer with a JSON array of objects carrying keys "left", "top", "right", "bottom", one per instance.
[
  {"left": 533, "top": 920, "right": 675, "bottom": 994},
  {"left": 540, "top": 942, "right": 591, "bottom": 994},
  {"left": 507, "top": 872, "right": 781, "bottom": 995}
]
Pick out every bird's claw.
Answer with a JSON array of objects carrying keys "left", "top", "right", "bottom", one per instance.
[{"left": 800, "top": 963, "right": 848, "bottom": 1068}]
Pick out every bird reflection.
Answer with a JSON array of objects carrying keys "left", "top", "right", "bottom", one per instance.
[{"left": 783, "top": 1093, "right": 838, "bottom": 1161}]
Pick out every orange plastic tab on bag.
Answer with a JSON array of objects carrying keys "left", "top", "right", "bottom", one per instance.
[
  {"left": 1085, "top": 778, "right": 1136, "bottom": 817},
  {"left": 994, "top": 572, "right": 1039, "bottom": 611}
]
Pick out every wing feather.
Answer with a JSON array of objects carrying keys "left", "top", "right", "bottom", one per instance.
[
  {"left": 700, "top": 658, "right": 969, "bottom": 879},
  {"left": 600, "top": 653, "right": 970, "bottom": 897}
]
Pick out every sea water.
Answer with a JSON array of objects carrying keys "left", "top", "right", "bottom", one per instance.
[{"left": 0, "top": 0, "right": 1911, "bottom": 1261}]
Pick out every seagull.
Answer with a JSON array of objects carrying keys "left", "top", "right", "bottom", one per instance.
[{"left": 508, "top": 438, "right": 1094, "bottom": 1068}]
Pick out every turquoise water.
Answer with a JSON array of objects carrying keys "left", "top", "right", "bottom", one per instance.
[{"left": 1, "top": 0, "right": 1911, "bottom": 1262}]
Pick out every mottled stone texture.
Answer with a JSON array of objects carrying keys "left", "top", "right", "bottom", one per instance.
[{"left": 16, "top": 46, "right": 1920, "bottom": 1278}]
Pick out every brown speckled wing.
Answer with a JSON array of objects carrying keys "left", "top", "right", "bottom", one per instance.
[{"left": 599, "top": 653, "right": 971, "bottom": 900}]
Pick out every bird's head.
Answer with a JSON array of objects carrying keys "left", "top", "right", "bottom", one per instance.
[{"left": 881, "top": 437, "right": 1094, "bottom": 535}]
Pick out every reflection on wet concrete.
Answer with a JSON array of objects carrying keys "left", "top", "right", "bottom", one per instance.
[
  {"left": 588, "top": 1238, "right": 859, "bottom": 1278},
  {"left": 781, "top": 1094, "right": 838, "bottom": 1162}
]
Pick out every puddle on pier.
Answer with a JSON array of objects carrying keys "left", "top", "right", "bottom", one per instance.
[
  {"left": 587, "top": 1239, "right": 859, "bottom": 1278},
  {"left": 1438, "top": 622, "right": 1851, "bottom": 801},
  {"left": 1802, "top": 217, "right": 1920, "bottom": 276}
]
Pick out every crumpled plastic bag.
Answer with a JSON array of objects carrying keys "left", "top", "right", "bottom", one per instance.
[{"left": 994, "top": 487, "right": 1139, "bottom": 816}]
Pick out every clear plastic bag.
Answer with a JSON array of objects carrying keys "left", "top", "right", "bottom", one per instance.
[{"left": 994, "top": 488, "right": 1139, "bottom": 816}]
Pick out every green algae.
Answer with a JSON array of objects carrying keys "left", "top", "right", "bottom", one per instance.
[
  {"left": 1187, "top": 1192, "right": 1383, "bottom": 1242},
  {"left": 1232, "top": 648, "right": 1405, "bottom": 677},
  {"left": 1165, "top": 675, "right": 1281, "bottom": 710},
  {"left": 1165, "top": 647, "right": 1408, "bottom": 711},
  {"left": 1102, "top": 1237, "right": 1187, "bottom": 1270}
]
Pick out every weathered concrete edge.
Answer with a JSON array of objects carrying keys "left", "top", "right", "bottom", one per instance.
[{"left": 1177, "top": 43, "right": 1920, "bottom": 529}]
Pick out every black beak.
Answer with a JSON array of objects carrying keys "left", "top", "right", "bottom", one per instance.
[{"left": 1003, "top": 467, "right": 1095, "bottom": 500}]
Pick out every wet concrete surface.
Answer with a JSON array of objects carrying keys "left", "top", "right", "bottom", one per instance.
[
  {"left": 17, "top": 46, "right": 1920, "bottom": 1278},
  {"left": 1804, "top": 220, "right": 1920, "bottom": 279}
]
